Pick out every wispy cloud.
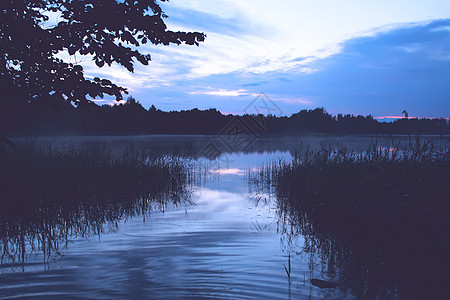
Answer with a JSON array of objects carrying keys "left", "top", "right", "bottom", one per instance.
[
  {"left": 187, "top": 88, "right": 313, "bottom": 107},
  {"left": 91, "top": 99, "right": 126, "bottom": 105},
  {"left": 188, "top": 88, "right": 259, "bottom": 97},
  {"left": 155, "top": 0, "right": 450, "bottom": 81},
  {"left": 271, "top": 96, "right": 313, "bottom": 105},
  {"left": 431, "top": 25, "right": 450, "bottom": 32},
  {"left": 64, "top": 0, "right": 450, "bottom": 96}
]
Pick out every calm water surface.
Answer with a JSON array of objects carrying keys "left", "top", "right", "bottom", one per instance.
[{"left": 2, "top": 135, "right": 448, "bottom": 299}]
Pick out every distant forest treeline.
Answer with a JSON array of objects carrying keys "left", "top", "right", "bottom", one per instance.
[{"left": 1, "top": 97, "right": 449, "bottom": 136}]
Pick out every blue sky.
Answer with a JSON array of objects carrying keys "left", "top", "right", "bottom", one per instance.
[{"left": 84, "top": 0, "right": 450, "bottom": 119}]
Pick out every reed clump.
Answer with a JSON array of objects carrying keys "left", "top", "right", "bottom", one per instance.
[
  {"left": 0, "top": 141, "right": 193, "bottom": 264},
  {"left": 266, "top": 138, "right": 448, "bottom": 228},
  {"left": 250, "top": 137, "right": 449, "bottom": 299}
]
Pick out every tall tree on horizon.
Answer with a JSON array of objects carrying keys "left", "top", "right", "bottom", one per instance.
[
  {"left": 402, "top": 110, "right": 409, "bottom": 119},
  {"left": 0, "top": 0, "right": 205, "bottom": 105}
]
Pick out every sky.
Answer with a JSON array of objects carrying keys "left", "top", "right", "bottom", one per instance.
[{"left": 85, "top": 0, "right": 450, "bottom": 119}]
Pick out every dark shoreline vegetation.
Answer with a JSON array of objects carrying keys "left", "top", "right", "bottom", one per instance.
[
  {"left": 0, "top": 143, "right": 194, "bottom": 265},
  {"left": 249, "top": 137, "right": 449, "bottom": 299},
  {"left": 1, "top": 98, "right": 449, "bottom": 136}
]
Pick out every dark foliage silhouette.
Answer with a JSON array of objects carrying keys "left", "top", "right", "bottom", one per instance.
[
  {"left": 0, "top": 0, "right": 205, "bottom": 105},
  {"left": 0, "top": 100, "right": 448, "bottom": 136}
]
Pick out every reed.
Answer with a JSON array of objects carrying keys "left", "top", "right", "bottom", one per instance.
[
  {"left": 249, "top": 137, "right": 449, "bottom": 299},
  {"left": 0, "top": 142, "right": 193, "bottom": 264}
]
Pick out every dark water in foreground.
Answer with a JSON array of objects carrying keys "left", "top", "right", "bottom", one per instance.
[{"left": 1, "top": 135, "right": 448, "bottom": 299}]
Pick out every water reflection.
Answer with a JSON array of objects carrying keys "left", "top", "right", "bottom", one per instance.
[
  {"left": 1, "top": 136, "right": 448, "bottom": 298},
  {"left": 0, "top": 145, "right": 193, "bottom": 267},
  {"left": 1, "top": 147, "right": 309, "bottom": 299},
  {"left": 272, "top": 203, "right": 449, "bottom": 299}
]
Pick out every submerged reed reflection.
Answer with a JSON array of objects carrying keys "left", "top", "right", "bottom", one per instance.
[
  {"left": 249, "top": 139, "right": 449, "bottom": 299},
  {"left": 0, "top": 144, "right": 194, "bottom": 266}
]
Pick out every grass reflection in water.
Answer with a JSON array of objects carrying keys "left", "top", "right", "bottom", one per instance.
[
  {"left": 0, "top": 143, "right": 194, "bottom": 265},
  {"left": 250, "top": 138, "right": 449, "bottom": 299}
]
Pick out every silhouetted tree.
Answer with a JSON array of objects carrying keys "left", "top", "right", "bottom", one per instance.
[
  {"left": 0, "top": 0, "right": 205, "bottom": 105},
  {"left": 1, "top": 96, "right": 449, "bottom": 135},
  {"left": 402, "top": 110, "right": 409, "bottom": 119}
]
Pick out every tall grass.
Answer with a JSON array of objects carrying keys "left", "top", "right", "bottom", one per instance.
[
  {"left": 0, "top": 142, "right": 194, "bottom": 264},
  {"left": 249, "top": 137, "right": 449, "bottom": 299}
]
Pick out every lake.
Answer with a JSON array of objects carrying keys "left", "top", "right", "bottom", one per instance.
[{"left": 1, "top": 135, "right": 448, "bottom": 299}]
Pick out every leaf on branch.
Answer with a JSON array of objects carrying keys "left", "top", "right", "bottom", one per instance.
[
  {"left": 68, "top": 46, "right": 77, "bottom": 56},
  {"left": 100, "top": 79, "right": 112, "bottom": 86},
  {"left": 95, "top": 59, "right": 105, "bottom": 68},
  {"left": 136, "top": 54, "right": 150, "bottom": 65},
  {"left": 121, "top": 31, "right": 138, "bottom": 45}
]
